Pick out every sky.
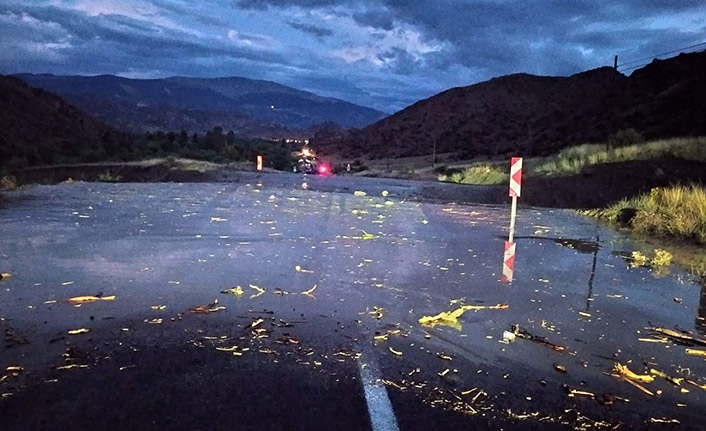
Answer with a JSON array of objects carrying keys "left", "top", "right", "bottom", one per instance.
[{"left": 1, "top": 1, "right": 705, "bottom": 113}]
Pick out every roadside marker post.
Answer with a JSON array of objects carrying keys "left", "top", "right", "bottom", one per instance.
[
  {"left": 256, "top": 155, "right": 263, "bottom": 171},
  {"left": 508, "top": 157, "right": 522, "bottom": 243},
  {"left": 502, "top": 241, "right": 516, "bottom": 283},
  {"left": 502, "top": 157, "right": 522, "bottom": 284}
]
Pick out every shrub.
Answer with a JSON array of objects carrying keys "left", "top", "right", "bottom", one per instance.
[
  {"left": 0, "top": 175, "right": 18, "bottom": 190},
  {"left": 441, "top": 164, "right": 508, "bottom": 185},
  {"left": 97, "top": 170, "right": 122, "bottom": 182},
  {"left": 583, "top": 184, "right": 706, "bottom": 244}
]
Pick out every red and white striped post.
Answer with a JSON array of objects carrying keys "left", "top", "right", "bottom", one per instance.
[
  {"left": 502, "top": 241, "right": 516, "bottom": 283},
  {"left": 256, "top": 155, "right": 263, "bottom": 171},
  {"left": 502, "top": 157, "right": 522, "bottom": 284},
  {"left": 508, "top": 157, "right": 522, "bottom": 243}
]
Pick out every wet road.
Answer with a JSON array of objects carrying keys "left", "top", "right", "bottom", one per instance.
[{"left": 1, "top": 178, "right": 705, "bottom": 430}]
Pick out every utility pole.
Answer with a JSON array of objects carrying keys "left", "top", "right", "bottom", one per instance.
[
  {"left": 607, "top": 55, "right": 618, "bottom": 151},
  {"left": 431, "top": 136, "right": 437, "bottom": 169}
]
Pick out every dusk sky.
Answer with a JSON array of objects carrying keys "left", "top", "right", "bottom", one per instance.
[{"left": 1, "top": 1, "right": 705, "bottom": 113}]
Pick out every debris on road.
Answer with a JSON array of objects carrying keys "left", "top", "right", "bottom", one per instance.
[
  {"left": 502, "top": 330, "right": 516, "bottom": 343},
  {"left": 0, "top": 366, "right": 23, "bottom": 383},
  {"left": 612, "top": 363, "right": 655, "bottom": 395},
  {"left": 301, "top": 284, "right": 317, "bottom": 297},
  {"left": 419, "top": 304, "right": 508, "bottom": 329},
  {"left": 0, "top": 272, "right": 11, "bottom": 280},
  {"left": 188, "top": 299, "right": 226, "bottom": 313},
  {"left": 613, "top": 363, "right": 654, "bottom": 383},
  {"left": 565, "top": 386, "right": 595, "bottom": 399},
  {"left": 686, "top": 348, "right": 706, "bottom": 357},
  {"left": 554, "top": 363, "right": 567, "bottom": 373},
  {"left": 649, "top": 418, "right": 680, "bottom": 424},
  {"left": 510, "top": 324, "right": 565, "bottom": 352},
  {"left": 295, "top": 265, "right": 314, "bottom": 273},
  {"left": 67, "top": 328, "right": 90, "bottom": 335},
  {"left": 650, "top": 368, "right": 684, "bottom": 386},
  {"left": 221, "top": 286, "right": 244, "bottom": 297},
  {"left": 249, "top": 284, "right": 266, "bottom": 298},
  {"left": 649, "top": 326, "right": 706, "bottom": 346},
  {"left": 67, "top": 294, "right": 116, "bottom": 303},
  {"left": 368, "top": 306, "right": 385, "bottom": 320}
]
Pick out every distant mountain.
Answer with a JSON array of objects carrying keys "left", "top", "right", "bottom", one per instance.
[
  {"left": 315, "top": 50, "right": 706, "bottom": 159},
  {"left": 0, "top": 75, "right": 110, "bottom": 165},
  {"left": 14, "top": 74, "right": 386, "bottom": 137}
]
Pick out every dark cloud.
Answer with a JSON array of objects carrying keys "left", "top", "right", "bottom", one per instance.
[
  {"left": 2, "top": 1, "right": 704, "bottom": 113},
  {"left": 287, "top": 21, "right": 332, "bottom": 38},
  {"left": 0, "top": 5, "right": 293, "bottom": 68},
  {"left": 151, "top": 0, "right": 230, "bottom": 27},
  {"left": 234, "top": 0, "right": 338, "bottom": 11},
  {"left": 351, "top": 11, "right": 393, "bottom": 31}
]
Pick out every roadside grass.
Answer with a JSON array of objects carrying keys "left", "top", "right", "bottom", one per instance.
[
  {"left": 533, "top": 136, "right": 706, "bottom": 177},
  {"left": 97, "top": 170, "right": 123, "bottom": 182},
  {"left": 1, "top": 174, "right": 18, "bottom": 190},
  {"left": 581, "top": 185, "right": 706, "bottom": 244},
  {"left": 439, "top": 164, "right": 509, "bottom": 185},
  {"left": 441, "top": 136, "right": 706, "bottom": 184}
]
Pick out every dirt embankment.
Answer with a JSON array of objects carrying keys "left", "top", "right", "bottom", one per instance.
[
  {"left": 522, "top": 157, "right": 706, "bottom": 208},
  {"left": 10, "top": 156, "right": 706, "bottom": 209}
]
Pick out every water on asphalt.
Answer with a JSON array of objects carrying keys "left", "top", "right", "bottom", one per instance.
[{"left": 1, "top": 180, "right": 705, "bottom": 430}]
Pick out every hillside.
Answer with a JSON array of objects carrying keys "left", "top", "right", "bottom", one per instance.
[
  {"left": 14, "top": 74, "right": 386, "bottom": 137},
  {"left": 315, "top": 51, "right": 706, "bottom": 159},
  {"left": 0, "top": 75, "right": 109, "bottom": 166}
]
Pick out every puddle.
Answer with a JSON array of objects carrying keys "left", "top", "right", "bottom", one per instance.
[{"left": 1, "top": 182, "right": 705, "bottom": 427}]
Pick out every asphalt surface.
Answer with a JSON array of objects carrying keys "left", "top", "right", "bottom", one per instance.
[{"left": 1, "top": 176, "right": 705, "bottom": 430}]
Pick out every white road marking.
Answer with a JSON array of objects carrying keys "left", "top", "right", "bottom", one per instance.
[{"left": 358, "top": 356, "right": 400, "bottom": 431}]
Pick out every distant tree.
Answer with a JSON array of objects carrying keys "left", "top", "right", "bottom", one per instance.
[
  {"left": 178, "top": 130, "right": 189, "bottom": 147},
  {"left": 222, "top": 144, "right": 240, "bottom": 161},
  {"left": 204, "top": 126, "right": 225, "bottom": 151},
  {"left": 101, "top": 131, "right": 121, "bottom": 157}
]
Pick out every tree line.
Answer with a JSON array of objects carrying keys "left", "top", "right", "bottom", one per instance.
[{"left": 0, "top": 126, "right": 295, "bottom": 173}]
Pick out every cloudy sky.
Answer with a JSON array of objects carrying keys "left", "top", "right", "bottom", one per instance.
[{"left": 1, "top": 1, "right": 705, "bottom": 113}]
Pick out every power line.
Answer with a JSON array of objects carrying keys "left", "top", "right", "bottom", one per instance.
[
  {"left": 617, "top": 46, "right": 706, "bottom": 73},
  {"left": 617, "top": 41, "right": 706, "bottom": 68}
]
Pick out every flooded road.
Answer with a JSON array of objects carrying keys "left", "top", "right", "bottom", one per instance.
[{"left": 1, "top": 180, "right": 705, "bottom": 430}]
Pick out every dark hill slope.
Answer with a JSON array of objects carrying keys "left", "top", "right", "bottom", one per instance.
[
  {"left": 316, "top": 51, "right": 706, "bottom": 159},
  {"left": 0, "top": 75, "right": 109, "bottom": 165}
]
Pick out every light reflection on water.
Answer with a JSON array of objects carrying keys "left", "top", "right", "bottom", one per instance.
[{"left": 1, "top": 182, "right": 705, "bottom": 389}]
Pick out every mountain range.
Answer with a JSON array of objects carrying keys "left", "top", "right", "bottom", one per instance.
[
  {"left": 4, "top": 50, "right": 705, "bottom": 166},
  {"left": 14, "top": 74, "right": 386, "bottom": 138},
  {"left": 314, "top": 50, "right": 706, "bottom": 159}
]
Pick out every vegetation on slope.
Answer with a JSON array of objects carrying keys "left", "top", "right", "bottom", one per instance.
[
  {"left": 442, "top": 135, "right": 706, "bottom": 185},
  {"left": 533, "top": 136, "right": 706, "bottom": 177},
  {"left": 581, "top": 185, "right": 706, "bottom": 244},
  {"left": 0, "top": 127, "right": 295, "bottom": 174}
]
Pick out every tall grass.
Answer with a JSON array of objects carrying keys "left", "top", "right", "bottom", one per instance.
[
  {"left": 583, "top": 185, "right": 706, "bottom": 244},
  {"left": 440, "top": 164, "right": 509, "bottom": 185},
  {"left": 533, "top": 137, "right": 706, "bottom": 177}
]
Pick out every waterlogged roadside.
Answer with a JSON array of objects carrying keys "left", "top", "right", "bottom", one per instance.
[{"left": 0, "top": 181, "right": 705, "bottom": 430}]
